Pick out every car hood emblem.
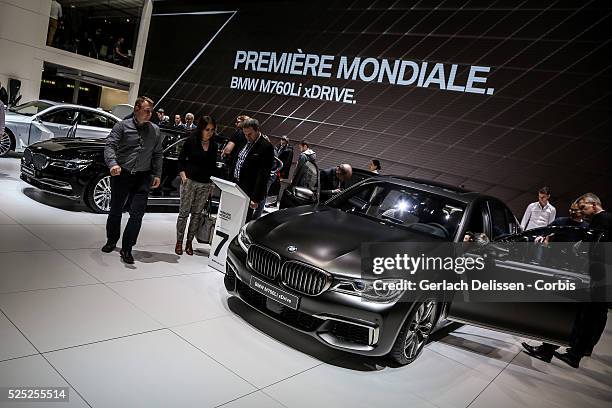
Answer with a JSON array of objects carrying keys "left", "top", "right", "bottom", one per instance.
[{"left": 287, "top": 245, "right": 297, "bottom": 253}]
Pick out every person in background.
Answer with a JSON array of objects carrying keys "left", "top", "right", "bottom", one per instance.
[
  {"left": 233, "top": 118, "right": 274, "bottom": 221},
  {"left": 319, "top": 164, "right": 353, "bottom": 202},
  {"left": 275, "top": 136, "right": 294, "bottom": 181},
  {"left": 553, "top": 193, "right": 611, "bottom": 368},
  {"left": 47, "top": 0, "right": 63, "bottom": 46},
  {"left": 292, "top": 140, "right": 317, "bottom": 187},
  {"left": 368, "top": 159, "right": 382, "bottom": 174},
  {"left": 153, "top": 108, "right": 168, "bottom": 125},
  {"left": 522, "top": 199, "right": 589, "bottom": 363},
  {"left": 173, "top": 114, "right": 185, "bottom": 128},
  {"left": 102, "top": 96, "right": 163, "bottom": 264},
  {"left": 266, "top": 136, "right": 293, "bottom": 207},
  {"left": 533, "top": 200, "right": 588, "bottom": 244},
  {"left": 520, "top": 186, "right": 556, "bottom": 230},
  {"left": 184, "top": 113, "right": 196, "bottom": 130},
  {"left": 113, "top": 37, "right": 130, "bottom": 66},
  {"left": 550, "top": 201, "right": 588, "bottom": 228},
  {"left": 223, "top": 115, "right": 249, "bottom": 180},
  {"left": 175, "top": 116, "right": 218, "bottom": 256}
]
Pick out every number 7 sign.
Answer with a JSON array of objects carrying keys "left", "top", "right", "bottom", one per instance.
[{"left": 209, "top": 177, "right": 250, "bottom": 273}]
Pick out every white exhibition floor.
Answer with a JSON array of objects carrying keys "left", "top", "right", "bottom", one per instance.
[{"left": 0, "top": 156, "right": 610, "bottom": 408}]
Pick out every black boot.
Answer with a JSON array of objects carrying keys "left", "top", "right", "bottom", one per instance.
[
  {"left": 522, "top": 342, "right": 554, "bottom": 363},
  {"left": 120, "top": 248, "right": 135, "bottom": 264},
  {"left": 101, "top": 241, "right": 117, "bottom": 253},
  {"left": 554, "top": 350, "right": 581, "bottom": 368}
]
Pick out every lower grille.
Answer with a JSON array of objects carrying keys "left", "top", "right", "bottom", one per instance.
[
  {"left": 236, "top": 279, "right": 323, "bottom": 331},
  {"left": 247, "top": 245, "right": 281, "bottom": 280},
  {"left": 281, "top": 261, "right": 332, "bottom": 296},
  {"left": 33, "top": 153, "right": 48, "bottom": 170},
  {"left": 328, "top": 320, "right": 371, "bottom": 346}
]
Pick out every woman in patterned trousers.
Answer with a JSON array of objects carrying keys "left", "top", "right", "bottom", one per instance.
[{"left": 176, "top": 116, "right": 218, "bottom": 255}]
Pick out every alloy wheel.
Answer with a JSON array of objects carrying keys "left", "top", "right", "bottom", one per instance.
[
  {"left": 403, "top": 300, "right": 437, "bottom": 360},
  {"left": 93, "top": 175, "right": 112, "bottom": 212},
  {"left": 0, "top": 132, "right": 11, "bottom": 156}
]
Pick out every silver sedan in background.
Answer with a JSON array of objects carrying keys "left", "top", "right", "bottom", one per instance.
[{"left": 0, "top": 100, "right": 119, "bottom": 157}]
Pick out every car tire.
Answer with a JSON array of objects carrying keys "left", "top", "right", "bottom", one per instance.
[
  {"left": 388, "top": 300, "right": 438, "bottom": 365},
  {"left": 0, "top": 129, "right": 15, "bottom": 157},
  {"left": 85, "top": 174, "right": 112, "bottom": 214}
]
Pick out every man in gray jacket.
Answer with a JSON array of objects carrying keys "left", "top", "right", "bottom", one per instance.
[{"left": 102, "top": 96, "right": 164, "bottom": 264}]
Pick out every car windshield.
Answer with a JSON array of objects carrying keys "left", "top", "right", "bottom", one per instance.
[
  {"left": 329, "top": 182, "right": 466, "bottom": 239},
  {"left": 9, "top": 101, "right": 54, "bottom": 116}
]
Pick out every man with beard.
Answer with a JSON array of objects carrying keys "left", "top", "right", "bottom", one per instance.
[{"left": 233, "top": 118, "right": 274, "bottom": 221}]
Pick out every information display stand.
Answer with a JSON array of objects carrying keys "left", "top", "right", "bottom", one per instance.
[{"left": 208, "top": 177, "right": 250, "bottom": 273}]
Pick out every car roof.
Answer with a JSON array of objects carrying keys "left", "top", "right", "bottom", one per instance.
[
  {"left": 46, "top": 103, "right": 120, "bottom": 120},
  {"left": 364, "top": 174, "right": 483, "bottom": 204}
]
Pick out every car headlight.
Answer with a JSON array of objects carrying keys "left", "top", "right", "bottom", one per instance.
[
  {"left": 238, "top": 223, "right": 253, "bottom": 253},
  {"left": 50, "top": 158, "right": 92, "bottom": 170},
  {"left": 331, "top": 278, "right": 405, "bottom": 303}
]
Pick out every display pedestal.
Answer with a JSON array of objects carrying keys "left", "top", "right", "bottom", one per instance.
[{"left": 208, "top": 177, "right": 249, "bottom": 273}]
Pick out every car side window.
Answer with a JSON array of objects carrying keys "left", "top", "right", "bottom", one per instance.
[
  {"left": 488, "top": 200, "right": 510, "bottom": 239},
  {"left": 80, "top": 111, "right": 115, "bottom": 129},
  {"left": 40, "top": 109, "right": 76, "bottom": 125},
  {"left": 501, "top": 226, "right": 593, "bottom": 275}
]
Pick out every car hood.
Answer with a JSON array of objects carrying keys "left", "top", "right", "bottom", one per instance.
[
  {"left": 26, "top": 138, "right": 105, "bottom": 159},
  {"left": 249, "top": 206, "right": 442, "bottom": 278}
]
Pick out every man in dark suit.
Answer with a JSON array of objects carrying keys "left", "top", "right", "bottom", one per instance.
[
  {"left": 552, "top": 193, "right": 611, "bottom": 368},
  {"left": 319, "top": 164, "right": 353, "bottom": 202},
  {"left": 233, "top": 118, "right": 274, "bottom": 221}
]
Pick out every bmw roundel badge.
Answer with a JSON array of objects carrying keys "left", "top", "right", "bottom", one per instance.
[{"left": 287, "top": 245, "right": 297, "bottom": 253}]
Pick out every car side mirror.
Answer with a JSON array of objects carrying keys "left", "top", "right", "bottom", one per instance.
[{"left": 294, "top": 186, "right": 314, "bottom": 201}]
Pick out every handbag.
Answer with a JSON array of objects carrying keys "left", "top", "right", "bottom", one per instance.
[{"left": 196, "top": 199, "right": 217, "bottom": 244}]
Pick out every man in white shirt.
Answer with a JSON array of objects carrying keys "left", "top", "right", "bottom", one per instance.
[
  {"left": 47, "top": 0, "right": 63, "bottom": 46},
  {"left": 520, "top": 186, "right": 556, "bottom": 230}
]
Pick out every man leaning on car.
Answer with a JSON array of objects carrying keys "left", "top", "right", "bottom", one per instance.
[{"left": 101, "top": 96, "right": 164, "bottom": 264}]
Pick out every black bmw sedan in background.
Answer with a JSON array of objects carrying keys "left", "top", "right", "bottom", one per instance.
[{"left": 19, "top": 126, "right": 216, "bottom": 213}]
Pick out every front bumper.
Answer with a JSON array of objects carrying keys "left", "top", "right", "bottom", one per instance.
[
  {"left": 20, "top": 164, "right": 84, "bottom": 200},
  {"left": 225, "top": 238, "right": 415, "bottom": 356}
]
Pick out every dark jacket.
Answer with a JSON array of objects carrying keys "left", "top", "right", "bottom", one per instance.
[
  {"left": 178, "top": 134, "right": 218, "bottom": 183},
  {"left": 589, "top": 211, "right": 612, "bottom": 242},
  {"left": 319, "top": 167, "right": 346, "bottom": 202},
  {"left": 275, "top": 144, "right": 294, "bottom": 179},
  {"left": 236, "top": 134, "right": 274, "bottom": 202}
]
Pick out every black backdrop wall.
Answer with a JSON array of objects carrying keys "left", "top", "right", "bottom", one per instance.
[{"left": 139, "top": 0, "right": 611, "bottom": 215}]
